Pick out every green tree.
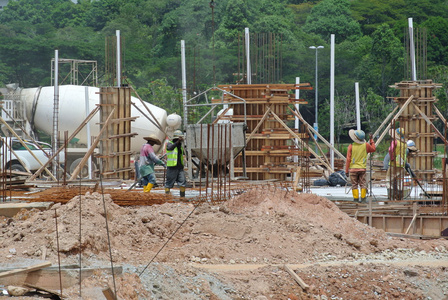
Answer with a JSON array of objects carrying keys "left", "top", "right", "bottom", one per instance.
[
  {"left": 303, "top": 0, "right": 362, "bottom": 43},
  {"left": 214, "top": 0, "right": 250, "bottom": 48},
  {"left": 350, "top": 0, "right": 404, "bottom": 35},
  {"left": 361, "top": 88, "right": 393, "bottom": 134},
  {"left": 356, "top": 24, "right": 403, "bottom": 98},
  {"left": 136, "top": 78, "right": 183, "bottom": 114},
  {"left": 421, "top": 17, "right": 448, "bottom": 66}
]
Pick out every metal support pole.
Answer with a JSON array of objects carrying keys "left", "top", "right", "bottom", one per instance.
[
  {"left": 116, "top": 30, "right": 121, "bottom": 87},
  {"left": 53, "top": 49, "right": 59, "bottom": 177},
  {"left": 181, "top": 40, "right": 187, "bottom": 130}
]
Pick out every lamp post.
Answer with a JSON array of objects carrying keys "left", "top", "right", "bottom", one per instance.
[{"left": 309, "top": 45, "right": 324, "bottom": 153}]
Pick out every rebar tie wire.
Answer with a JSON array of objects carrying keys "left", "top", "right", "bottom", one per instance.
[{"left": 138, "top": 199, "right": 204, "bottom": 277}]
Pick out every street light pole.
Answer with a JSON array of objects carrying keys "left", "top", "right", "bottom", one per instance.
[{"left": 309, "top": 45, "right": 324, "bottom": 153}]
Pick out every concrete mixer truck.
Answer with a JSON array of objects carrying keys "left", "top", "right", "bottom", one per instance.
[{"left": 0, "top": 84, "right": 182, "bottom": 176}]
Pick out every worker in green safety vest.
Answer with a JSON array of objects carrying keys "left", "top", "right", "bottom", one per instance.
[{"left": 165, "top": 130, "right": 187, "bottom": 197}]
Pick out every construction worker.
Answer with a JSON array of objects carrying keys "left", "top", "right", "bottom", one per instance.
[
  {"left": 139, "top": 134, "right": 165, "bottom": 193},
  {"left": 165, "top": 130, "right": 187, "bottom": 197},
  {"left": 383, "top": 139, "right": 418, "bottom": 170},
  {"left": 387, "top": 127, "right": 407, "bottom": 200},
  {"left": 345, "top": 129, "right": 376, "bottom": 203}
]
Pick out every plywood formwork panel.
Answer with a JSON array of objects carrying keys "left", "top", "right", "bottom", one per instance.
[
  {"left": 99, "top": 87, "right": 134, "bottom": 180},
  {"left": 391, "top": 80, "right": 441, "bottom": 182},
  {"left": 365, "top": 214, "right": 448, "bottom": 237},
  {"left": 218, "top": 83, "right": 310, "bottom": 180}
]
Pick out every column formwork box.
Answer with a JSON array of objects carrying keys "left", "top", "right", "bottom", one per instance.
[
  {"left": 391, "top": 80, "right": 442, "bottom": 182},
  {"left": 217, "top": 83, "right": 310, "bottom": 181}
]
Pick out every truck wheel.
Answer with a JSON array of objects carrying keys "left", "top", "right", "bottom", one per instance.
[
  {"left": 9, "top": 163, "right": 26, "bottom": 173},
  {"left": 69, "top": 158, "right": 94, "bottom": 178}
]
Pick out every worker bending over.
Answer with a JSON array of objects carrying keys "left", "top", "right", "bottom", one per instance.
[
  {"left": 165, "top": 130, "right": 187, "bottom": 197},
  {"left": 139, "top": 135, "right": 165, "bottom": 193},
  {"left": 345, "top": 129, "right": 376, "bottom": 203}
]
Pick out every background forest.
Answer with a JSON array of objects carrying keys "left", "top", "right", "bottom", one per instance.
[{"left": 0, "top": 0, "right": 448, "bottom": 145}]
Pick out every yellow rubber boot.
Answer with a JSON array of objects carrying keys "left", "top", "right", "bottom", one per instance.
[
  {"left": 165, "top": 188, "right": 170, "bottom": 194},
  {"left": 361, "top": 188, "right": 367, "bottom": 203},
  {"left": 352, "top": 189, "right": 359, "bottom": 202},
  {"left": 180, "top": 186, "right": 186, "bottom": 197},
  {"left": 144, "top": 183, "right": 154, "bottom": 193}
]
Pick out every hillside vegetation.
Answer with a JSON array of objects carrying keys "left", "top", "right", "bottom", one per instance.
[{"left": 0, "top": 0, "right": 447, "bottom": 141}]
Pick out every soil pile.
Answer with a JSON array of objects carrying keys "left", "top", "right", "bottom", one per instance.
[{"left": 1, "top": 185, "right": 448, "bottom": 299}]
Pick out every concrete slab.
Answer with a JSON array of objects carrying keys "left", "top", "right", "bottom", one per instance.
[
  {"left": 0, "top": 264, "right": 122, "bottom": 290},
  {"left": 0, "top": 202, "right": 53, "bottom": 217}
]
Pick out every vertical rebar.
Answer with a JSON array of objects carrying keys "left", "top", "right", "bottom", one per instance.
[
  {"left": 211, "top": 123, "right": 215, "bottom": 199},
  {"left": 223, "top": 124, "right": 227, "bottom": 200},
  {"left": 217, "top": 124, "right": 222, "bottom": 201},
  {"left": 444, "top": 119, "right": 448, "bottom": 212},
  {"left": 64, "top": 131, "right": 68, "bottom": 185},
  {"left": 54, "top": 209, "right": 63, "bottom": 297},
  {"left": 199, "top": 124, "right": 203, "bottom": 196},
  {"left": 78, "top": 178, "right": 82, "bottom": 298},
  {"left": 228, "top": 124, "right": 232, "bottom": 199},
  {"left": 206, "top": 124, "right": 210, "bottom": 198}
]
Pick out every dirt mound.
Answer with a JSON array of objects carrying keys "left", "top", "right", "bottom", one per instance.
[
  {"left": 225, "top": 186, "right": 400, "bottom": 254},
  {"left": 2, "top": 185, "right": 448, "bottom": 299}
]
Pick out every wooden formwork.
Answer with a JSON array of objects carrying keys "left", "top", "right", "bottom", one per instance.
[
  {"left": 391, "top": 80, "right": 442, "bottom": 181},
  {"left": 98, "top": 87, "right": 137, "bottom": 180},
  {"left": 216, "top": 83, "right": 310, "bottom": 180}
]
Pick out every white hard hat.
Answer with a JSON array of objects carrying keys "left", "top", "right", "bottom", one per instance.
[{"left": 173, "top": 130, "right": 184, "bottom": 138}]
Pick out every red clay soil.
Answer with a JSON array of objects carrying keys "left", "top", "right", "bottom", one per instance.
[
  {"left": 1, "top": 184, "right": 448, "bottom": 299},
  {"left": 8, "top": 186, "right": 178, "bottom": 205}
]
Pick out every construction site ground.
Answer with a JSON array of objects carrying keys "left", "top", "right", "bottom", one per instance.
[{"left": 1, "top": 183, "right": 448, "bottom": 299}]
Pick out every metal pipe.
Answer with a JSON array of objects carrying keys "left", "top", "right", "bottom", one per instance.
[
  {"left": 116, "top": 30, "right": 121, "bottom": 87},
  {"left": 330, "top": 34, "right": 335, "bottom": 170},
  {"left": 245, "top": 28, "right": 251, "bottom": 84},
  {"left": 408, "top": 18, "right": 417, "bottom": 81},
  {"left": 181, "top": 40, "right": 187, "bottom": 130},
  {"left": 85, "top": 86, "right": 92, "bottom": 179},
  {"left": 294, "top": 77, "right": 300, "bottom": 166},
  {"left": 53, "top": 49, "right": 59, "bottom": 176},
  {"left": 355, "top": 82, "right": 361, "bottom": 130}
]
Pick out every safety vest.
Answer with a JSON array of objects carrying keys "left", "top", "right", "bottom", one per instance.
[
  {"left": 389, "top": 139, "right": 407, "bottom": 168},
  {"left": 166, "top": 141, "right": 184, "bottom": 167},
  {"left": 349, "top": 143, "right": 367, "bottom": 169}
]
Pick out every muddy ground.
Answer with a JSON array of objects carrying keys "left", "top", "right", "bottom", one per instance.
[{"left": 1, "top": 185, "right": 448, "bottom": 299}]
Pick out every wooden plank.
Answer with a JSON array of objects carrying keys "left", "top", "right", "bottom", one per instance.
[
  {"left": 0, "top": 262, "right": 51, "bottom": 279},
  {"left": 284, "top": 264, "right": 309, "bottom": 291},
  {"left": 405, "top": 213, "right": 418, "bottom": 235},
  {"left": 293, "top": 166, "right": 301, "bottom": 191},
  {"left": 102, "top": 287, "right": 116, "bottom": 300},
  {"left": 69, "top": 108, "right": 116, "bottom": 180},
  {"left": 29, "top": 106, "right": 101, "bottom": 181},
  {"left": 23, "top": 283, "right": 62, "bottom": 299},
  {"left": 288, "top": 107, "right": 345, "bottom": 161}
]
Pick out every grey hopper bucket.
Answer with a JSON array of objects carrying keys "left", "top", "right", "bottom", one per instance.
[{"left": 186, "top": 123, "right": 245, "bottom": 166}]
